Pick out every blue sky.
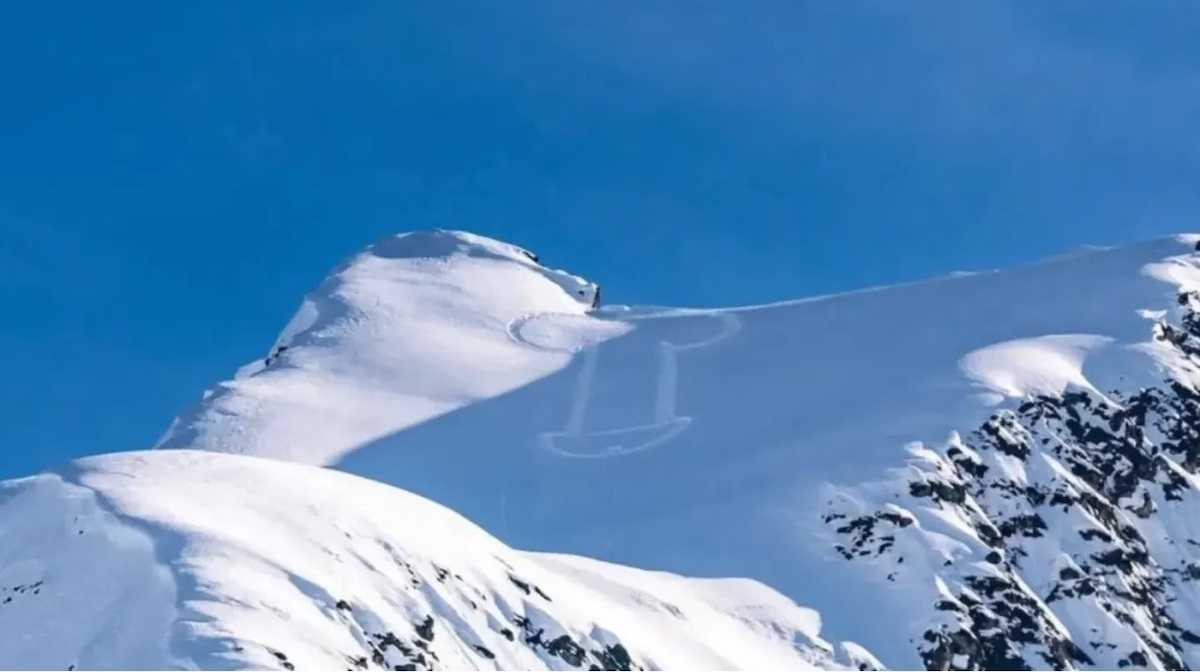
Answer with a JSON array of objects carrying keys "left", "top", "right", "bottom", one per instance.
[{"left": 1, "top": 1, "right": 1198, "bottom": 479}]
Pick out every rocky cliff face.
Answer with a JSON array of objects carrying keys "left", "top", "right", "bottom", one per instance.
[{"left": 824, "top": 288, "right": 1200, "bottom": 670}]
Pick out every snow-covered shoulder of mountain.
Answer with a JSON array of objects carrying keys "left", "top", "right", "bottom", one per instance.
[
  {"left": 157, "top": 229, "right": 611, "bottom": 463},
  {"left": 0, "top": 449, "right": 871, "bottom": 671}
]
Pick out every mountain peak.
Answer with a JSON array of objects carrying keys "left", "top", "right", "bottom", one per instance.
[
  {"left": 156, "top": 229, "right": 605, "bottom": 463},
  {"left": 362, "top": 229, "right": 543, "bottom": 265},
  {"left": 340, "top": 228, "right": 600, "bottom": 305}
]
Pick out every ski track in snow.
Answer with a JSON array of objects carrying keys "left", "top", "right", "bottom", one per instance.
[{"left": 504, "top": 312, "right": 629, "bottom": 354}]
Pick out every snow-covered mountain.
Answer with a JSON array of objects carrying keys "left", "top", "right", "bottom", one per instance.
[
  {"left": 0, "top": 450, "right": 863, "bottom": 670},
  {"left": 11, "top": 228, "right": 1200, "bottom": 669}
]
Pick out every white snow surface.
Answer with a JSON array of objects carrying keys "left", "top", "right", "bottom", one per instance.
[
  {"left": 0, "top": 449, "right": 854, "bottom": 670},
  {"left": 959, "top": 334, "right": 1114, "bottom": 405},
  {"left": 127, "top": 229, "right": 1200, "bottom": 668},
  {"left": 157, "top": 230, "right": 603, "bottom": 463}
]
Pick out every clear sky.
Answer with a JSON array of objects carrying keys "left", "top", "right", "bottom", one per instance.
[{"left": 1, "top": 1, "right": 1198, "bottom": 479}]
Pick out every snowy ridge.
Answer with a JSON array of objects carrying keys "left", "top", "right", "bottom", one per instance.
[
  {"left": 157, "top": 230, "right": 602, "bottom": 463},
  {"left": 0, "top": 450, "right": 862, "bottom": 670}
]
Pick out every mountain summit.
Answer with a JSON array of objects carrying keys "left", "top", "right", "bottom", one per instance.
[
  {"left": 158, "top": 229, "right": 604, "bottom": 464},
  {"left": 10, "top": 230, "right": 1200, "bottom": 669}
]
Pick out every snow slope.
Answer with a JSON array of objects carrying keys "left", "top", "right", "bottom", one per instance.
[
  {"left": 153, "top": 230, "right": 1200, "bottom": 669},
  {"left": 159, "top": 230, "right": 607, "bottom": 464},
  {"left": 0, "top": 449, "right": 867, "bottom": 670}
]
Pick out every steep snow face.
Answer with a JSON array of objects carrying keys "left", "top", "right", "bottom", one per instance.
[
  {"left": 159, "top": 230, "right": 1200, "bottom": 668},
  {"left": 158, "top": 230, "right": 609, "bottom": 463},
  {"left": 0, "top": 450, "right": 864, "bottom": 671}
]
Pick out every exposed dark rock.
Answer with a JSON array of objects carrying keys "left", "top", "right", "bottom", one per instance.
[
  {"left": 414, "top": 616, "right": 434, "bottom": 642},
  {"left": 270, "top": 650, "right": 295, "bottom": 671}
]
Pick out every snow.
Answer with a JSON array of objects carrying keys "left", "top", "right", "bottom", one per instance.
[
  {"left": 959, "top": 334, "right": 1113, "bottom": 404},
  {"left": 508, "top": 312, "right": 633, "bottom": 354},
  {"left": 157, "top": 230, "right": 602, "bottom": 464},
  {"left": 1144, "top": 247, "right": 1200, "bottom": 291},
  {"left": 149, "top": 229, "right": 1200, "bottom": 668},
  {"left": 0, "top": 472, "right": 175, "bottom": 670},
  {"left": 0, "top": 449, "right": 858, "bottom": 670}
]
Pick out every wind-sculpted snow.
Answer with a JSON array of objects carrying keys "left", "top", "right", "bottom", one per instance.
[
  {"left": 150, "top": 229, "right": 1200, "bottom": 668},
  {"left": 0, "top": 450, "right": 864, "bottom": 670}
]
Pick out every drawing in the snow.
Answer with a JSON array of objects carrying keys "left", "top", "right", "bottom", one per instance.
[
  {"left": 513, "top": 310, "right": 741, "bottom": 458},
  {"left": 12, "top": 229, "right": 1200, "bottom": 670}
]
